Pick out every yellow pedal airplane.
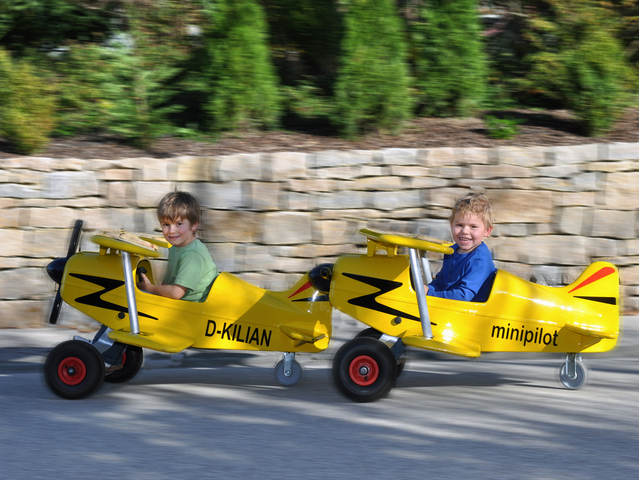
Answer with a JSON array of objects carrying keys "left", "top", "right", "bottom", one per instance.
[
  {"left": 329, "top": 229, "right": 619, "bottom": 402},
  {"left": 44, "top": 221, "right": 332, "bottom": 399}
]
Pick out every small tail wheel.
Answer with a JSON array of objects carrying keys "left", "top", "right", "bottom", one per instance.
[
  {"left": 559, "top": 360, "right": 588, "bottom": 390},
  {"left": 332, "top": 337, "right": 397, "bottom": 402},
  {"left": 104, "top": 345, "right": 144, "bottom": 384},
  {"left": 274, "top": 359, "right": 303, "bottom": 386},
  {"left": 44, "top": 340, "right": 105, "bottom": 399}
]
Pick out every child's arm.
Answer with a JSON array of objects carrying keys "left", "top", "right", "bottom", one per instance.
[{"left": 138, "top": 273, "right": 188, "bottom": 300}]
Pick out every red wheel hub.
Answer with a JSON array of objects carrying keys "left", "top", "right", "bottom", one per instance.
[
  {"left": 58, "top": 357, "right": 87, "bottom": 386},
  {"left": 349, "top": 355, "right": 379, "bottom": 386}
]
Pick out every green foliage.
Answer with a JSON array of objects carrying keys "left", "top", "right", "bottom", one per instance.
[
  {"left": 522, "top": 0, "right": 635, "bottom": 136},
  {"left": 481, "top": 81, "right": 518, "bottom": 111},
  {"left": 51, "top": 44, "right": 115, "bottom": 136},
  {"left": 282, "top": 81, "right": 334, "bottom": 120},
  {"left": 203, "top": 0, "right": 281, "bottom": 132},
  {"left": 263, "top": 0, "right": 343, "bottom": 88},
  {"left": 409, "top": 0, "right": 487, "bottom": 117},
  {"left": 96, "top": 1, "right": 193, "bottom": 148},
  {"left": 484, "top": 115, "right": 523, "bottom": 139},
  {"left": 0, "top": 48, "right": 56, "bottom": 154},
  {"left": 103, "top": 40, "right": 182, "bottom": 149},
  {"left": 333, "top": 0, "right": 413, "bottom": 137},
  {"left": 598, "top": 0, "right": 639, "bottom": 68},
  {"left": 0, "top": 1, "right": 112, "bottom": 54}
]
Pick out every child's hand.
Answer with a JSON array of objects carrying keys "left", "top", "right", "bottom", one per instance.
[{"left": 138, "top": 273, "right": 152, "bottom": 291}]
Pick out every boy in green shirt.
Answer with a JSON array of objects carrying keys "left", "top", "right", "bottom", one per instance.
[{"left": 138, "top": 191, "right": 218, "bottom": 302}]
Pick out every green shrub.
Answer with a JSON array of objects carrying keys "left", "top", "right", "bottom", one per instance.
[
  {"left": 103, "top": 40, "right": 182, "bottom": 149},
  {"left": 522, "top": 0, "right": 635, "bottom": 136},
  {"left": 203, "top": 0, "right": 281, "bottom": 132},
  {"left": 101, "top": 2, "right": 190, "bottom": 149},
  {"left": 333, "top": 0, "right": 412, "bottom": 137},
  {"left": 409, "top": 0, "right": 487, "bottom": 117},
  {"left": 282, "top": 79, "right": 333, "bottom": 119},
  {"left": 51, "top": 44, "right": 116, "bottom": 137},
  {"left": 0, "top": 48, "right": 56, "bottom": 154},
  {"left": 484, "top": 115, "right": 523, "bottom": 139}
]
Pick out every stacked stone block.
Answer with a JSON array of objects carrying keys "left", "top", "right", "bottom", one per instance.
[{"left": 1, "top": 142, "right": 639, "bottom": 328}]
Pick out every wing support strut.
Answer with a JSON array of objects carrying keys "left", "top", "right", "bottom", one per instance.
[
  {"left": 121, "top": 251, "right": 140, "bottom": 335},
  {"left": 408, "top": 248, "right": 433, "bottom": 340}
]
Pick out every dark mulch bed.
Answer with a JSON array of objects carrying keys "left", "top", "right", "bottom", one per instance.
[{"left": 2, "top": 108, "right": 639, "bottom": 160}]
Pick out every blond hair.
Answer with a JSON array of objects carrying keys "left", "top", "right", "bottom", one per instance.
[{"left": 449, "top": 192, "right": 494, "bottom": 229}]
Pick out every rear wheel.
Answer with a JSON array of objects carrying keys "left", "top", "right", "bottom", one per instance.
[
  {"left": 332, "top": 337, "right": 397, "bottom": 402},
  {"left": 559, "top": 361, "right": 588, "bottom": 390},
  {"left": 274, "top": 359, "right": 303, "bottom": 386},
  {"left": 104, "top": 345, "right": 144, "bottom": 384},
  {"left": 44, "top": 340, "right": 105, "bottom": 399}
]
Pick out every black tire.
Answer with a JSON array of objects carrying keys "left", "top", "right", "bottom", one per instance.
[
  {"left": 332, "top": 337, "right": 397, "bottom": 403},
  {"left": 44, "top": 340, "right": 105, "bottom": 399},
  {"left": 354, "top": 327, "right": 406, "bottom": 378},
  {"left": 355, "top": 327, "right": 383, "bottom": 339},
  {"left": 104, "top": 345, "right": 144, "bottom": 384}
]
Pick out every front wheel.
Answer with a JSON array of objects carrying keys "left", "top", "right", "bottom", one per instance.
[
  {"left": 559, "top": 361, "right": 588, "bottom": 390},
  {"left": 355, "top": 328, "right": 406, "bottom": 378},
  {"left": 44, "top": 340, "right": 105, "bottom": 399},
  {"left": 332, "top": 337, "right": 397, "bottom": 402},
  {"left": 104, "top": 345, "right": 144, "bottom": 384}
]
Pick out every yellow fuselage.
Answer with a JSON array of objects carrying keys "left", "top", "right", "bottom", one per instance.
[
  {"left": 61, "top": 250, "right": 332, "bottom": 353},
  {"left": 330, "top": 254, "right": 619, "bottom": 355}
]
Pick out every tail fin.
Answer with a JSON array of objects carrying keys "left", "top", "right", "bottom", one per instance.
[
  {"left": 566, "top": 262, "right": 619, "bottom": 307},
  {"left": 562, "top": 262, "right": 619, "bottom": 339}
]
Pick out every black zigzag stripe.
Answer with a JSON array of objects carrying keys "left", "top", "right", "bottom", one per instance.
[
  {"left": 342, "top": 272, "right": 427, "bottom": 323},
  {"left": 70, "top": 273, "right": 158, "bottom": 320}
]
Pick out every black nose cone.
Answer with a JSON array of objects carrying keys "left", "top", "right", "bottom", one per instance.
[{"left": 47, "top": 258, "right": 68, "bottom": 284}]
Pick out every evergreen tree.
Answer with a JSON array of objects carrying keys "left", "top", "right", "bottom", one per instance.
[
  {"left": 333, "top": 0, "right": 412, "bottom": 137},
  {"left": 410, "top": 0, "right": 487, "bottom": 117},
  {"left": 203, "top": 0, "right": 281, "bottom": 131},
  {"left": 523, "top": 0, "right": 634, "bottom": 136}
]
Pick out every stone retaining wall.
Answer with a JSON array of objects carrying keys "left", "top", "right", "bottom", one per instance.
[{"left": 2, "top": 142, "right": 639, "bottom": 328}]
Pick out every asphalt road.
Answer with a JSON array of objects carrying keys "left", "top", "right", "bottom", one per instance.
[{"left": 1, "top": 317, "right": 639, "bottom": 480}]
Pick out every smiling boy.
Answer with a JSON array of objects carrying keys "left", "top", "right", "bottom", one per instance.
[
  {"left": 426, "top": 192, "right": 496, "bottom": 302},
  {"left": 138, "top": 191, "right": 218, "bottom": 302}
]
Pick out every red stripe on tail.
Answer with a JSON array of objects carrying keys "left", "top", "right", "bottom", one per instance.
[
  {"left": 568, "top": 267, "right": 615, "bottom": 293},
  {"left": 289, "top": 281, "right": 312, "bottom": 298}
]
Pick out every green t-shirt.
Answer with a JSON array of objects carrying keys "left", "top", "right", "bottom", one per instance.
[{"left": 163, "top": 238, "right": 218, "bottom": 302}]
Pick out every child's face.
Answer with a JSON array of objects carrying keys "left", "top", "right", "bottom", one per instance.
[
  {"left": 161, "top": 217, "right": 198, "bottom": 247},
  {"left": 450, "top": 212, "right": 493, "bottom": 254}
]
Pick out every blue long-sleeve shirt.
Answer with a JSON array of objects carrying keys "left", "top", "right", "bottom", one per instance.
[{"left": 427, "top": 243, "right": 496, "bottom": 302}]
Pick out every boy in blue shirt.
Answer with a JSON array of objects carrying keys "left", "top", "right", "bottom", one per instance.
[
  {"left": 138, "top": 191, "right": 218, "bottom": 302},
  {"left": 426, "top": 192, "right": 496, "bottom": 302}
]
